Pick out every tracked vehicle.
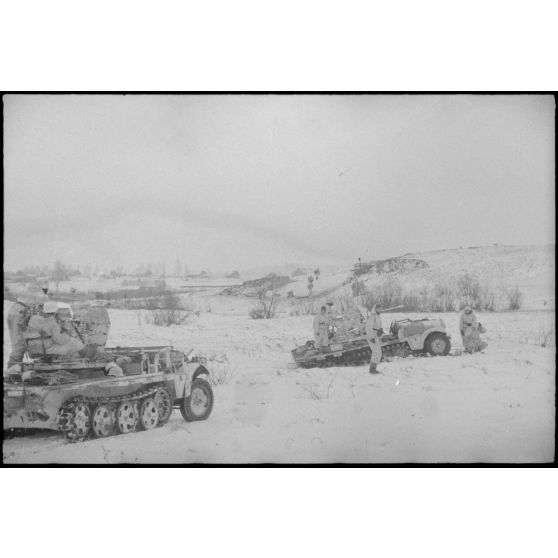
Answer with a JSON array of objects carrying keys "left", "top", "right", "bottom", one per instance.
[
  {"left": 3, "top": 304, "right": 214, "bottom": 441},
  {"left": 291, "top": 309, "right": 451, "bottom": 368}
]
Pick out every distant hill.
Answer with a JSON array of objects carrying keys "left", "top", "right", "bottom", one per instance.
[
  {"left": 355, "top": 244, "right": 555, "bottom": 311},
  {"left": 278, "top": 244, "right": 555, "bottom": 311}
]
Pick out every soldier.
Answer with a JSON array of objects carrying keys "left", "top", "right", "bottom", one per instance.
[
  {"left": 6, "top": 289, "right": 49, "bottom": 374},
  {"left": 24, "top": 301, "right": 85, "bottom": 357},
  {"left": 365, "top": 303, "right": 384, "bottom": 374},
  {"left": 313, "top": 305, "right": 330, "bottom": 352},
  {"left": 25, "top": 302, "right": 124, "bottom": 375},
  {"left": 459, "top": 306, "right": 487, "bottom": 353}
]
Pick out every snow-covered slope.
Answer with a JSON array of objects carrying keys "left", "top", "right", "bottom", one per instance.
[{"left": 288, "top": 244, "right": 555, "bottom": 311}]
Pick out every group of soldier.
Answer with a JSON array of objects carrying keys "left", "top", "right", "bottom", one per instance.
[
  {"left": 313, "top": 302, "right": 488, "bottom": 375},
  {"left": 6, "top": 288, "right": 123, "bottom": 380},
  {"left": 6, "top": 286, "right": 487, "bottom": 380}
]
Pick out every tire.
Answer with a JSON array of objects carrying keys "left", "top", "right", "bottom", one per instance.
[
  {"left": 425, "top": 333, "right": 451, "bottom": 356},
  {"left": 181, "top": 378, "right": 214, "bottom": 422}
]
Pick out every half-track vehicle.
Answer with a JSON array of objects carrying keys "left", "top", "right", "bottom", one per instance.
[
  {"left": 3, "top": 304, "right": 214, "bottom": 441},
  {"left": 291, "top": 308, "right": 451, "bottom": 368}
]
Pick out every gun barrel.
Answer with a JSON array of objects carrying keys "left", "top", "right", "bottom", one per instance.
[
  {"left": 382, "top": 305, "right": 404, "bottom": 312},
  {"left": 71, "top": 321, "right": 86, "bottom": 343}
]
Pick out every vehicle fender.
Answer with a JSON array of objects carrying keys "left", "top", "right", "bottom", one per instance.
[
  {"left": 421, "top": 328, "right": 449, "bottom": 348},
  {"left": 179, "top": 365, "right": 210, "bottom": 398},
  {"left": 406, "top": 333, "right": 424, "bottom": 350},
  {"left": 192, "top": 365, "right": 210, "bottom": 382}
]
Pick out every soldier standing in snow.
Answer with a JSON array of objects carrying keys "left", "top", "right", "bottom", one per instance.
[
  {"left": 307, "top": 274, "right": 314, "bottom": 296},
  {"left": 459, "top": 306, "right": 487, "bottom": 353},
  {"left": 366, "top": 303, "right": 383, "bottom": 374},
  {"left": 313, "top": 305, "right": 330, "bottom": 352}
]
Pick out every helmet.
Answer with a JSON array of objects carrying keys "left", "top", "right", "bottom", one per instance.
[
  {"left": 43, "top": 301, "right": 59, "bottom": 314},
  {"left": 55, "top": 302, "right": 73, "bottom": 317}
]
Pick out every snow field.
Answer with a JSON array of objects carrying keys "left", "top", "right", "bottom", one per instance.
[{"left": 3, "top": 304, "right": 555, "bottom": 463}]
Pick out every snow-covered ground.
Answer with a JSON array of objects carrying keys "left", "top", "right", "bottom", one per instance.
[{"left": 3, "top": 301, "right": 555, "bottom": 463}]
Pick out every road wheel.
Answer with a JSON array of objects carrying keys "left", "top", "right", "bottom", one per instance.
[
  {"left": 181, "top": 378, "right": 214, "bottom": 422},
  {"left": 117, "top": 401, "right": 138, "bottom": 434},
  {"left": 154, "top": 387, "right": 173, "bottom": 426},
  {"left": 139, "top": 397, "right": 159, "bottom": 430},
  {"left": 72, "top": 402, "right": 92, "bottom": 441},
  {"left": 425, "top": 333, "right": 451, "bottom": 356},
  {"left": 92, "top": 404, "right": 116, "bottom": 437}
]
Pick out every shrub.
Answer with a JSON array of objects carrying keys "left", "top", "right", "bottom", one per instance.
[
  {"left": 250, "top": 277, "right": 281, "bottom": 319},
  {"left": 429, "top": 280, "right": 457, "bottom": 312},
  {"left": 329, "top": 294, "right": 357, "bottom": 315},
  {"left": 362, "top": 276, "right": 403, "bottom": 310},
  {"left": 150, "top": 309, "right": 189, "bottom": 326},
  {"left": 479, "top": 282, "right": 497, "bottom": 312},
  {"left": 300, "top": 371, "right": 337, "bottom": 400},
  {"left": 456, "top": 273, "right": 481, "bottom": 309},
  {"left": 291, "top": 299, "right": 318, "bottom": 316},
  {"left": 502, "top": 286, "right": 523, "bottom": 311},
  {"left": 149, "top": 293, "right": 189, "bottom": 326}
]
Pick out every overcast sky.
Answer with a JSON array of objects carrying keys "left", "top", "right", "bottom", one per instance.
[{"left": 3, "top": 94, "right": 555, "bottom": 273}]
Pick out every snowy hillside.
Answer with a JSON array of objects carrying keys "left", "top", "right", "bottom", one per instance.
[{"left": 282, "top": 244, "right": 555, "bottom": 311}]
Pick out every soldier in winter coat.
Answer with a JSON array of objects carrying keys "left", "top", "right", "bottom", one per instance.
[
  {"left": 365, "top": 303, "right": 383, "bottom": 374},
  {"left": 459, "top": 306, "right": 487, "bottom": 353},
  {"left": 6, "top": 289, "right": 49, "bottom": 373},
  {"left": 25, "top": 301, "right": 85, "bottom": 357}
]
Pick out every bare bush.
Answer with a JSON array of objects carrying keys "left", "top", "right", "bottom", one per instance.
[
  {"left": 429, "top": 280, "right": 457, "bottom": 312},
  {"left": 292, "top": 299, "right": 318, "bottom": 316},
  {"left": 150, "top": 293, "right": 189, "bottom": 326},
  {"left": 456, "top": 273, "right": 481, "bottom": 309},
  {"left": 300, "top": 372, "right": 337, "bottom": 400},
  {"left": 501, "top": 285, "right": 523, "bottom": 311},
  {"left": 479, "top": 282, "right": 497, "bottom": 312},
  {"left": 362, "top": 276, "right": 404, "bottom": 310},
  {"left": 250, "top": 277, "right": 281, "bottom": 319}
]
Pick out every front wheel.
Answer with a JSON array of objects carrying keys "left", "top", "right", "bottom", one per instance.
[
  {"left": 425, "top": 333, "right": 451, "bottom": 356},
  {"left": 181, "top": 378, "right": 214, "bottom": 422}
]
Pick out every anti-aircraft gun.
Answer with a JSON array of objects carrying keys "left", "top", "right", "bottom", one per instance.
[{"left": 4, "top": 304, "right": 214, "bottom": 441}]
